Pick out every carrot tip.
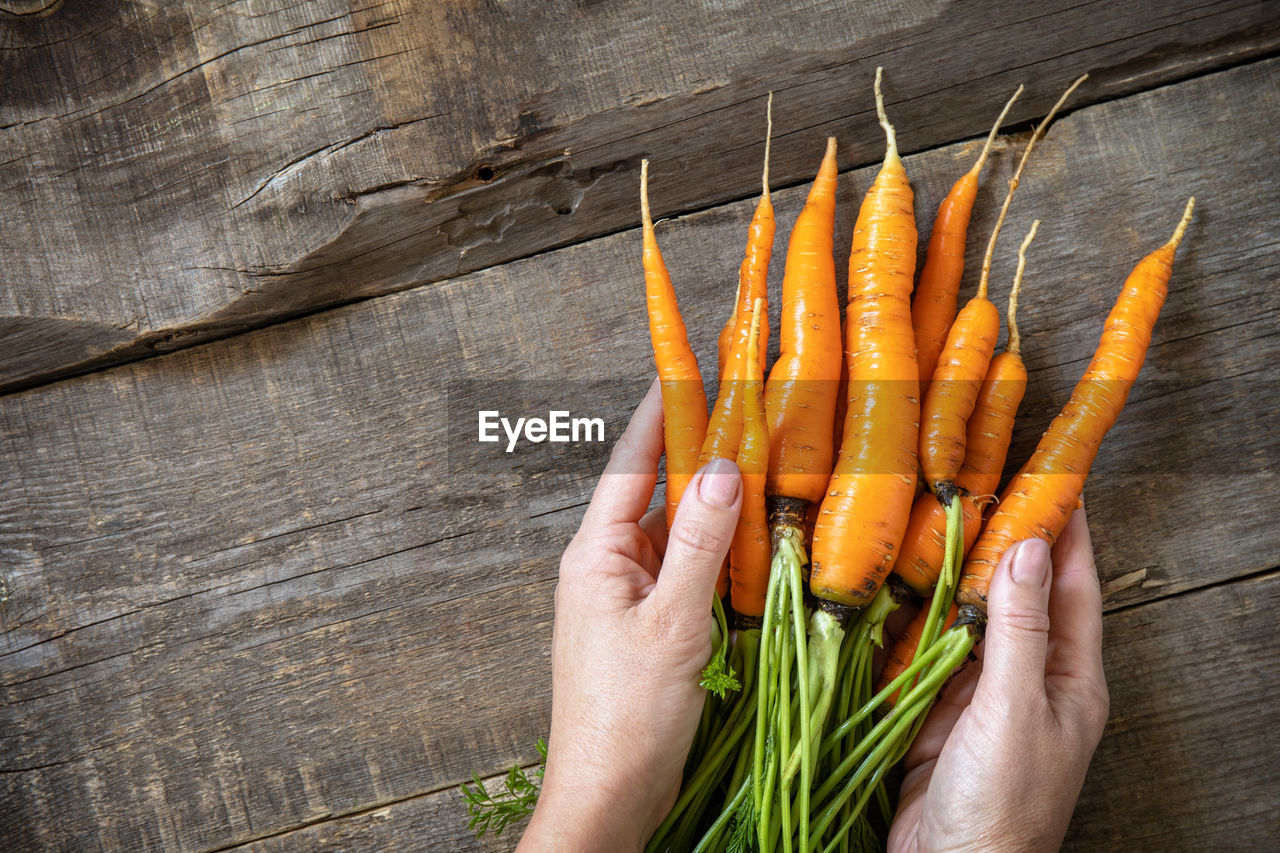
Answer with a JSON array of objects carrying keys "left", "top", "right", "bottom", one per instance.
[
  {"left": 978, "top": 74, "right": 1083, "bottom": 300},
  {"left": 640, "top": 159, "right": 652, "bottom": 228},
  {"left": 1008, "top": 219, "right": 1040, "bottom": 356},
  {"left": 971, "top": 83, "right": 1025, "bottom": 176},
  {"left": 763, "top": 92, "right": 774, "bottom": 199},
  {"left": 873, "top": 66, "right": 898, "bottom": 159},
  {"left": 1167, "top": 197, "right": 1196, "bottom": 249}
]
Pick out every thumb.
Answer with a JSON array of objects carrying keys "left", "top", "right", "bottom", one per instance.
[
  {"left": 652, "top": 458, "right": 741, "bottom": 621},
  {"left": 978, "top": 537, "right": 1053, "bottom": 703}
]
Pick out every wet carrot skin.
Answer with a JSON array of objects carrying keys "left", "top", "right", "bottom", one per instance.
[
  {"left": 893, "top": 349, "right": 1028, "bottom": 595},
  {"left": 920, "top": 296, "right": 1001, "bottom": 490},
  {"left": 957, "top": 352, "right": 1028, "bottom": 497},
  {"left": 718, "top": 196, "right": 775, "bottom": 380},
  {"left": 765, "top": 139, "right": 842, "bottom": 505},
  {"left": 700, "top": 304, "right": 755, "bottom": 467},
  {"left": 959, "top": 222, "right": 1185, "bottom": 609},
  {"left": 891, "top": 493, "right": 984, "bottom": 597},
  {"left": 811, "top": 147, "right": 919, "bottom": 608},
  {"left": 738, "top": 198, "right": 774, "bottom": 379},
  {"left": 641, "top": 162, "right": 709, "bottom": 527},
  {"left": 914, "top": 84, "right": 1022, "bottom": 392},
  {"left": 730, "top": 303, "right": 770, "bottom": 618},
  {"left": 913, "top": 171, "right": 979, "bottom": 389}
]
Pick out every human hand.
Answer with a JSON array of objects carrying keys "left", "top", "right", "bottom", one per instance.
[
  {"left": 887, "top": 507, "right": 1110, "bottom": 853},
  {"left": 519, "top": 381, "right": 742, "bottom": 852}
]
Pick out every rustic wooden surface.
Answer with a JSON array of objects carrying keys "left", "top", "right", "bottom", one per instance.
[
  {"left": 227, "top": 571, "right": 1280, "bottom": 853},
  {"left": 2, "top": 4, "right": 1278, "bottom": 851},
  {"left": 2, "top": 0, "right": 1278, "bottom": 391}
]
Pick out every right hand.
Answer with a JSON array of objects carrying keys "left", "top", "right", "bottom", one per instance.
[{"left": 887, "top": 507, "right": 1110, "bottom": 852}]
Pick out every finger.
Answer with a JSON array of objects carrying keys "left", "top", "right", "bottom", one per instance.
[
  {"left": 1049, "top": 504, "right": 1100, "bottom": 671},
  {"left": 902, "top": 659, "right": 982, "bottom": 770},
  {"left": 639, "top": 506, "right": 669, "bottom": 560},
  {"left": 1047, "top": 507, "right": 1105, "bottom": 682},
  {"left": 582, "top": 379, "right": 663, "bottom": 529},
  {"left": 977, "top": 537, "right": 1052, "bottom": 704},
  {"left": 650, "top": 458, "right": 741, "bottom": 619},
  {"left": 893, "top": 661, "right": 982, "bottom": 845}
]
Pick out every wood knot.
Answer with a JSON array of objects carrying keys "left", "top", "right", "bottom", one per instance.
[{"left": 0, "top": 0, "right": 63, "bottom": 16}]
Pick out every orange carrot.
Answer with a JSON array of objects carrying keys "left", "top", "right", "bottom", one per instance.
[
  {"left": 891, "top": 222, "right": 1037, "bottom": 596},
  {"left": 959, "top": 198, "right": 1195, "bottom": 612},
  {"left": 959, "top": 223, "right": 1036, "bottom": 502},
  {"left": 764, "top": 136, "right": 842, "bottom": 506},
  {"left": 716, "top": 281, "right": 741, "bottom": 380},
  {"left": 920, "top": 76, "right": 1084, "bottom": 499},
  {"left": 876, "top": 600, "right": 959, "bottom": 706},
  {"left": 700, "top": 295, "right": 755, "bottom": 467},
  {"left": 830, "top": 312, "right": 849, "bottom": 488},
  {"left": 719, "top": 94, "right": 775, "bottom": 381},
  {"left": 912, "top": 86, "right": 1022, "bottom": 391},
  {"left": 641, "top": 160, "right": 709, "bottom": 527},
  {"left": 730, "top": 301, "right": 771, "bottom": 619},
  {"left": 810, "top": 69, "right": 919, "bottom": 609}
]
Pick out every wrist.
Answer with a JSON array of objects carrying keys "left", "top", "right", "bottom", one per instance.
[{"left": 520, "top": 774, "right": 645, "bottom": 853}]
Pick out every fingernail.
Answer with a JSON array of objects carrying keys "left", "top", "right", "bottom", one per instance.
[
  {"left": 698, "top": 458, "right": 741, "bottom": 508},
  {"left": 1011, "top": 538, "right": 1051, "bottom": 586}
]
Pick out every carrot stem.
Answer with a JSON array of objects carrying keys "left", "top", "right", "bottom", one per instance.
[
  {"left": 810, "top": 628, "right": 974, "bottom": 840},
  {"left": 649, "top": 632, "right": 759, "bottom": 852},
  {"left": 756, "top": 532, "right": 796, "bottom": 849},
  {"left": 699, "top": 594, "right": 740, "bottom": 697},
  {"left": 817, "top": 630, "right": 951, "bottom": 755},
  {"left": 786, "top": 538, "right": 814, "bottom": 850},
  {"left": 915, "top": 497, "right": 963, "bottom": 656},
  {"left": 693, "top": 777, "right": 751, "bottom": 853},
  {"left": 753, "top": 544, "right": 784, "bottom": 818}
]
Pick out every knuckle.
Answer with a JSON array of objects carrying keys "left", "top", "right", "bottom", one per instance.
[
  {"left": 1082, "top": 682, "right": 1111, "bottom": 736},
  {"left": 608, "top": 430, "right": 643, "bottom": 465},
  {"left": 1062, "top": 680, "right": 1110, "bottom": 745},
  {"left": 645, "top": 602, "right": 703, "bottom": 657},
  {"left": 996, "top": 604, "right": 1051, "bottom": 637},
  {"left": 670, "top": 519, "right": 731, "bottom": 559}
]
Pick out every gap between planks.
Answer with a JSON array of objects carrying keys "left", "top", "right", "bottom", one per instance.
[{"left": 3, "top": 49, "right": 1277, "bottom": 402}]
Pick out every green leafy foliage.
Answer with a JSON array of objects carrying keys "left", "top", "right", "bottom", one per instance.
[
  {"left": 460, "top": 739, "right": 547, "bottom": 838},
  {"left": 699, "top": 651, "right": 741, "bottom": 699},
  {"left": 725, "top": 794, "right": 756, "bottom": 853},
  {"left": 700, "top": 595, "right": 742, "bottom": 699}
]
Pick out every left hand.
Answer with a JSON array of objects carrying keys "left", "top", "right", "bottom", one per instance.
[{"left": 519, "top": 380, "right": 743, "bottom": 852}]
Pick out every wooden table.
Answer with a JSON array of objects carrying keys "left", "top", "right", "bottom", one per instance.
[{"left": 2, "top": 2, "right": 1277, "bottom": 850}]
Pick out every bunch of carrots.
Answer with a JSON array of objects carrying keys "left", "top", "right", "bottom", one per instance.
[{"left": 466, "top": 67, "right": 1194, "bottom": 851}]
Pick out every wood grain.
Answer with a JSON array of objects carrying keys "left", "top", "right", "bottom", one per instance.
[
  {"left": 1, "top": 58, "right": 1277, "bottom": 851},
  {"left": 2, "top": 0, "right": 1276, "bottom": 389}
]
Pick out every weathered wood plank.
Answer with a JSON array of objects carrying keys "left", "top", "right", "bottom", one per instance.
[
  {"left": 1064, "top": 572, "right": 1280, "bottom": 851},
  {"left": 224, "top": 572, "right": 1280, "bottom": 851},
  {"left": 2, "top": 59, "right": 1278, "bottom": 850},
  {"left": 2, "top": 0, "right": 1277, "bottom": 389}
]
